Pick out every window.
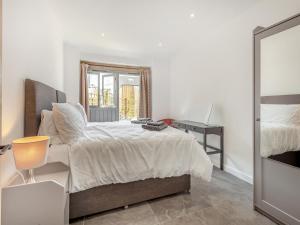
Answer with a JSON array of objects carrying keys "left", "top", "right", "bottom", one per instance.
[
  {"left": 102, "top": 75, "right": 116, "bottom": 107},
  {"left": 119, "top": 74, "right": 140, "bottom": 120},
  {"left": 88, "top": 73, "right": 99, "bottom": 106},
  {"left": 88, "top": 72, "right": 117, "bottom": 108},
  {"left": 87, "top": 71, "right": 140, "bottom": 121}
]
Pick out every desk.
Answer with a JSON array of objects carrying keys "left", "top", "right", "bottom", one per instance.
[{"left": 174, "top": 120, "right": 224, "bottom": 170}]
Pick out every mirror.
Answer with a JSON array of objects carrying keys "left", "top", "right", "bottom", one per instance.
[{"left": 260, "top": 25, "right": 300, "bottom": 168}]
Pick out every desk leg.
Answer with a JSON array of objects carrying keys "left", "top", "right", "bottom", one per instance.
[
  {"left": 203, "top": 130, "right": 207, "bottom": 152},
  {"left": 220, "top": 128, "right": 224, "bottom": 170}
]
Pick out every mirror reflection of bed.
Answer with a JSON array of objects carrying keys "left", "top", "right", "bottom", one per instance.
[{"left": 260, "top": 95, "right": 300, "bottom": 168}]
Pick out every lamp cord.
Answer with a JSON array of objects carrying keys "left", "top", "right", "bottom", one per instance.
[{"left": 16, "top": 170, "right": 26, "bottom": 184}]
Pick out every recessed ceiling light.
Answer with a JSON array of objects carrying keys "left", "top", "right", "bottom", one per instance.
[
  {"left": 101, "top": 33, "right": 105, "bottom": 37},
  {"left": 158, "top": 42, "right": 163, "bottom": 47},
  {"left": 190, "top": 13, "right": 195, "bottom": 19}
]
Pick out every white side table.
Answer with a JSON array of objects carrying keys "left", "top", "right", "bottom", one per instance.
[{"left": 1, "top": 162, "right": 69, "bottom": 225}]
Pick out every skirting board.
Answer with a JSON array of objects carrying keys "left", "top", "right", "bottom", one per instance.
[
  {"left": 224, "top": 165, "right": 253, "bottom": 184},
  {"left": 210, "top": 157, "right": 253, "bottom": 184}
]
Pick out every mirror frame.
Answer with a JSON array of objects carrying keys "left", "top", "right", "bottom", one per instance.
[{"left": 253, "top": 13, "right": 300, "bottom": 225}]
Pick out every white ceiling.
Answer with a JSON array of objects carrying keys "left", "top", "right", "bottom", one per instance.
[{"left": 50, "top": 0, "right": 261, "bottom": 57}]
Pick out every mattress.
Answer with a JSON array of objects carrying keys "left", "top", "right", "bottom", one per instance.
[
  {"left": 261, "top": 122, "right": 300, "bottom": 157},
  {"left": 68, "top": 121, "right": 213, "bottom": 193}
]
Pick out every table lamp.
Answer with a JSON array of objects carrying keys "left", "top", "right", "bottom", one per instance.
[{"left": 12, "top": 136, "right": 50, "bottom": 183}]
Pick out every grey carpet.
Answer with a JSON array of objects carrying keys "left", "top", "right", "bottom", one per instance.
[{"left": 71, "top": 168, "right": 275, "bottom": 225}]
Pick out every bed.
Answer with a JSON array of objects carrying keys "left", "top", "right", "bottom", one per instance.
[
  {"left": 260, "top": 95, "right": 300, "bottom": 167},
  {"left": 24, "top": 79, "right": 213, "bottom": 219}
]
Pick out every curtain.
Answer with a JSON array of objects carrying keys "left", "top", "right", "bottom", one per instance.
[
  {"left": 80, "top": 63, "right": 90, "bottom": 120},
  {"left": 139, "top": 68, "right": 152, "bottom": 118}
]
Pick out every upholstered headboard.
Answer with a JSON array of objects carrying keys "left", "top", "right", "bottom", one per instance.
[{"left": 24, "top": 79, "right": 66, "bottom": 137}]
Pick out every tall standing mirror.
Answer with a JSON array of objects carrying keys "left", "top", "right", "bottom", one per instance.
[
  {"left": 260, "top": 24, "right": 300, "bottom": 168},
  {"left": 254, "top": 14, "right": 300, "bottom": 225}
]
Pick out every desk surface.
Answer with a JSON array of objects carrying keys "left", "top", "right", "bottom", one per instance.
[{"left": 174, "top": 120, "right": 223, "bottom": 128}]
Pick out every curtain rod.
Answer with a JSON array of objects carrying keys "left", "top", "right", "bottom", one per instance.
[{"left": 80, "top": 60, "right": 150, "bottom": 70}]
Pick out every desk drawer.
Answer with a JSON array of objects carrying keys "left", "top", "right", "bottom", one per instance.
[
  {"left": 174, "top": 122, "right": 186, "bottom": 129},
  {"left": 206, "top": 127, "right": 223, "bottom": 135},
  {"left": 187, "top": 125, "right": 204, "bottom": 133}
]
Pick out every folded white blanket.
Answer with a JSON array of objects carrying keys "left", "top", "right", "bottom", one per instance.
[{"left": 69, "top": 121, "right": 213, "bottom": 193}]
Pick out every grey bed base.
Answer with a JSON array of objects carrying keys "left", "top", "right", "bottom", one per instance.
[
  {"left": 70, "top": 175, "right": 190, "bottom": 219},
  {"left": 24, "top": 79, "right": 191, "bottom": 219}
]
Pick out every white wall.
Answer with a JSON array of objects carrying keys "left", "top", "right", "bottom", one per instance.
[
  {"left": 0, "top": 0, "right": 63, "bottom": 222},
  {"left": 261, "top": 25, "right": 300, "bottom": 96},
  {"left": 64, "top": 43, "right": 170, "bottom": 120},
  {"left": 169, "top": 0, "right": 300, "bottom": 183}
]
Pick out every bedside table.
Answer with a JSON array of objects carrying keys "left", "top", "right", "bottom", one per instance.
[
  {"left": 174, "top": 120, "right": 224, "bottom": 170},
  {"left": 1, "top": 162, "right": 70, "bottom": 225}
]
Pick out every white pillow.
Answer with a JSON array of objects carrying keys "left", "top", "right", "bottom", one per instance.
[
  {"left": 52, "top": 103, "right": 86, "bottom": 143},
  {"left": 261, "top": 104, "right": 300, "bottom": 125},
  {"left": 72, "top": 103, "right": 88, "bottom": 125},
  {"left": 38, "top": 110, "right": 62, "bottom": 145}
]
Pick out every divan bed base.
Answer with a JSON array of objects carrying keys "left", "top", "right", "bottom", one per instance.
[{"left": 69, "top": 175, "right": 191, "bottom": 219}]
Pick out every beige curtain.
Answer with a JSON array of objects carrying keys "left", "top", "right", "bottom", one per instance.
[
  {"left": 139, "top": 68, "right": 152, "bottom": 118},
  {"left": 80, "top": 63, "right": 90, "bottom": 120}
]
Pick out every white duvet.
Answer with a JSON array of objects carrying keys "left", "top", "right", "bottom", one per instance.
[
  {"left": 261, "top": 122, "right": 300, "bottom": 157},
  {"left": 68, "top": 122, "right": 213, "bottom": 193}
]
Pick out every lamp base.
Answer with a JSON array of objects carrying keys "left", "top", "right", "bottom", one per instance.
[{"left": 28, "top": 169, "right": 36, "bottom": 183}]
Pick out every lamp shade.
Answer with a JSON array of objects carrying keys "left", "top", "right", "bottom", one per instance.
[{"left": 12, "top": 136, "right": 49, "bottom": 170}]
